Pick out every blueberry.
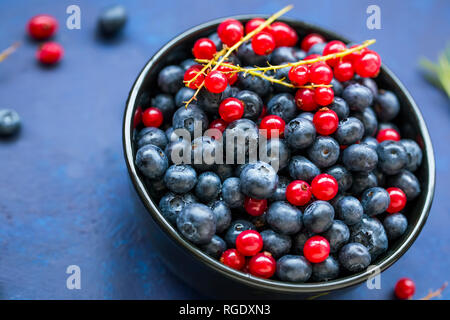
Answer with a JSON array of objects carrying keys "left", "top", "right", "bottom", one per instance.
[
  {"left": 387, "top": 170, "right": 421, "bottom": 200},
  {"left": 163, "top": 164, "right": 197, "bottom": 194},
  {"left": 212, "top": 164, "right": 234, "bottom": 181},
  {"left": 342, "top": 83, "right": 373, "bottom": 112},
  {"left": 270, "top": 176, "right": 291, "bottom": 202},
  {"left": 267, "top": 93, "right": 297, "bottom": 122},
  {"left": 326, "top": 165, "right": 353, "bottom": 192},
  {"left": 329, "top": 97, "right": 349, "bottom": 120},
  {"left": 292, "top": 229, "right": 315, "bottom": 255},
  {"left": 377, "top": 141, "right": 407, "bottom": 175},
  {"left": 342, "top": 144, "right": 378, "bottom": 172},
  {"left": 350, "top": 215, "right": 388, "bottom": 259},
  {"left": 240, "top": 161, "right": 278, "bottom": 199},
  {"left": 312, "top": 256, "right": 340, "bottom": 281},
  {"left": 269, "top": 46, "right": 297, "bottom": 64},
  {"left": 383, "top": 213, "right": 408, "bottom": 241},
  {"left": 276, "top": 255, "right": 312, "bottom": 282},
  {"left": 359, "top": 77, "right": 378, "bottom": 96},
  {"left": 180, "top": 58, "right": 197, "bottom": 71},
  {"left": 222, "top": 177, "right": 245, "bottom": 208},
  {"left": 323, "top": 220, "right": 350, "bottom": 253},
  {"left": 400, "top": 139, "right": 423, "bottom": 172},
  {"left": 0, "top": 109, "right": 21, "bottom": 136},
  {"left": 135, "top": 144, "right": 168, "bottom": 179},
  {"left": 230, "top": 86, "right": 240, "bottom": 97},
  {"left": 235, "top": 90, "right": 263, "bottom": 120},
  {"left": 175, "top": 87, "right": 195, "bottom": 107},
  {"left": 361, "top": 187, "right": 390, "bottom": 216},
  {"left": 289, "top": 155, "right": 320, "bottom": 183},
  {"left": 330, "top": 78, "right": 343, "bottom": 97},
  {"left": 151, "top": 93, "right": 175, "bottom": 119},
  {"left": 176, "top": 203, "right": 216, "bottom": 245},
  {"left": 294, "top": 49, "right": 306, "bottom": 60},
  {"left": 261, "top": 229, "right": 292, "bottom": 258},
  {"left": 98, "top": 5, "right": 127, "bottom": 37},
  {"left": 267, "top": 201, "right": 303, "bottom": 235},
  {"left": 261, "top": 138, "right": 290, "bottom": 171},
  {"left": 146, "top": 178, "right": 168, "bottom": 199},
  {"left": 251, "top": 212, "right": 267, "bottom": 230},
  {"left": 307, "top": 136, "right": 340, "bottom": 168},
  {"left": 210, "top": 200, "right": 232, "bottom": 233},
  {"left": 238, "top": 68, "right": 272, "bottom": 97},
  {"left": 361, "top": 136, "right": 378, "bottom": 150},
  {"left": 165, "top": 126, "right": 179, "bottom": 142},
  {"left": 350, "top": 171, "right": 378, "bottom": 195},
  {"left": 271, "top": 67, "right": 295, "bottom": 94},
  {"left": 159, "top": 192, "right": 196, "bottom": 225},
  {"left": 303, "top": 200, "right": 334, "bottom": 233},
  {"left": 165, "top": 138, "right": 191, "bottom": 164},
  {"left": 224, "top": 219, "right": 255, "bottom": 247},
  {"left": 373, "top": 168, "right": 386, "bottom": 187},
  {"left": 137, "top": 127, "right": 168, "bottom": 150},
  {"left": 200, "top": 235, "right": 227, "bottom": 259},
  {"left": 353, "top": 107, "right": 378, "bottom": 137},
  {"left": 172, "top": 105, "right": 209, "bottom": 137},
  {"left": 197, "top": 85, "right": 232, "bottom": 114},
  {"left": 191, "top": 135, "right": 221, "bottom": 171},
  {"left": 194, "top": 172, "right": 221, "bottom": 203},
  {"left": 374, "top": 90, "right": 400, "bottom": 122},
  {"left": 307, "top": 42, "right": 326, "bottom": 55},
  {"left": 338, "top": 242, "right": 371, "bottom": 272},
  {"left": 335, "top": 196, "right": 363, "bottom": 226},
  {"left": 237, "top": 42, "right": 268, "bottom": 66},
  {"left": 158, "top": 65, "right": 184, "bottom": 94},
  {"left": 208, "top": 32, "right": 223, "bottom": 51},
  {"left": 298, "top": 112, "right": 314, "bottom": 122},
  {"left": 285, "top": 117, "right": 316, "bottom": 150},
  {"left": 223, "top": 119, "right": 259, "bottom": 163},
  {"left": 334, "top": 117, "right": 364, "bottom": 145}
]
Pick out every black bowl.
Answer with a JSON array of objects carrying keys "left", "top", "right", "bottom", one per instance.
[{"left": 122, "top": 16, "right": 435, "bottom": 299}]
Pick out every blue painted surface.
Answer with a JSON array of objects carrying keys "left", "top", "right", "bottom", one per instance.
[{"left": 0, "top": 0, "right": 449, "bottom": 300}]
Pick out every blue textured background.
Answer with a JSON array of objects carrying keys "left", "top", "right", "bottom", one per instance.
[{"left": 0, "top": 0, "right": 449, "bottom": 300}]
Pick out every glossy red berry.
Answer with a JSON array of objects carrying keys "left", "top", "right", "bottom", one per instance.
[
  {"left": 309, "top": 62, "right": 333, "bottom": 85},
  {"left": 269, "top": 22, "right": 298, "bottom": 47},
  {"left": 311, "top": 173, "right": 339, "bottom": 200},
  {"left": 142, "top": 107, "right": 163, "bottom": 127},
  {"left": 313, "top": 108, "right": 339, "bottom": 135},
  {"left": 295, "top": 88, "right": 318, "bottom": 111},
  {"left": 354, "top": 50, "right": 381, "bottom": 78},
  {"left": 343, "top": 44, "right": 369, "bottom": 64},
  {"left": 184, "top": 65, "right": 204, "bottom": 89},
  {"left": 252, "top": 32, "right": 276, "bottom": 55},
  {"left": 219, "top": 97, "right": 244, "bottom": 122},
  {"left": 217, "top": 64, "right": 238, "bottom": 85},
  {"left": 220, "top": 249, "right": 246, "bottom": 270},
  {"left": 248, "top": 252, "right": 276, "bottom": 279},
  {"left": 207, "top": 118, "right": 228, "bottom": 140},
  {"left": 259, "top": 115, "right": 285, "bottom": 139},
  {"left": 236, "top": 230, "right": 263, "bottom": 256},
  {"left": 386, "top": 187, "right": 407, "bottom": 213},
  {"left": 334, "top": 61, "right": 354, "bottom": 82},
  {"left": 36, "top": 42, "right": 64, "bottom": 64},
  {"left": 192, "top": 38, "right": 216, "bottom": 59},
  {"left": 395, "top": 278, "right": 416, "bottom": 299},
  {"left": 27, "top": 14, "right": 58, "bottom": 40},
  {"left": 286, "top": 180, "right": 312, "bottom": 206},
  {"left": 303, "top": 54, "right": 321, "bottom": 62},
  {"left": 322, "top": 40, "right": 346, "bottom": 67},
  {"left": 245, "top": 18, "right": 267, "bottom": 34},
  {"left": 314, "top": 87, "right": 334, "bottom": 106},
  {"left": 244, "top": 197, "right": 268, "bottom": 217},
  {"left": 133, "top": 106, "right": 142, "bottom": 128},
  {"left": 288, "top": 65, "right": 309, "bottom": 86},
  {"left": 217, "top": 19, "right": 244, "bottom": 47},
  {"left": 301, "top": 33, "right": 325, "bottom": 52},
  {"left": 376, "top": 128, "right": 401, "bottom": 142},
  {"left": 205, "top": 70, "right": 228, "bottom": 93},
  {"left": 303, "top": 236, "right": 330, "bottom": 263}
]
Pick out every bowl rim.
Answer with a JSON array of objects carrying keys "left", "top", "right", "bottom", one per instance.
[{"left": 122, "top": 15, "right": 436, "bottom": 294}]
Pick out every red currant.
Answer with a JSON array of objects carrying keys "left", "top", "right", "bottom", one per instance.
[
  {"left": 309, "top": 62, "right": 333, "bottom": 85},
  {"left": 286, "top": 180, "right": 312, "bottom": 206},
  {"left": 301, "top": 33, "right": 325, "bottom": 52},
  {"left": 314, "top": 87, "right": 334, "bottom": 106},
  {"left": 288, "top": 65, "right": 309, "bottom": 86},
  {"left": 303, "top": 53, "right": 321, "bottom": 62},
  {"left": 252, "top": 32, "right": 276, "bottom": 55},
  {"left": 322, "top": 40, "right": 347, "bottom": 67},
  {"left": 192, "top": 38, "right": 216, "bottom": 59},
  {"left": 27, "top": 14, "right": 58, "bottom": 40},
  {"left": 220, "top": 249, "right": 246, "bottom": 270},
  {"left": 133, "top": 106, "right": 142, "bottom": 128},
  {"left": 142, "top": 107, "right": 163, "bottom": 127},
  {"left": 313, "top": 108, "right": 339, "bottom": 135},
  {"left": 236, "top": 230, "right": 263, "bottom": 256},
  {"left": 248, "top": 252, "right": 276, "bottom": 279},
  {"left": 269, "top": 22, "right": 298, "bottom": 47},
  {"left": 354, "top": 50, "right": 381, "bottom": 78},
  {"left": 311, "top": 173, "right": 338, "bottom": 200},
  {"left": 394, "top": 278, "right": 416, "bottom": 299},
  {"left": 36, "top": 42, "right": 64, "bottom": 64},
  {"left": 343, "top": 44, "right": 369, "bottom": 64},
  {"left": 259, "top": 105, "right": 267, "bottom": 119},
  {"left": 205, "top": 70, "right": 228, "bottom": 93},
  {"left": 259, "top": 115, "right": 285, "bottom": 139},
  {"left": 386, "top": 187, "right": 407, "bottom": 213},
  {"left": 184, "top": 65, "right": 204, "bottom": 89},
  {"left": 219, "top": 97, "right": 244, "bottom": 122},
  {"left": 207, "top": 118, "right": 227, "bottom": 140},
  {"left": 217, "top": 64, "right": 238, "bottom": 85},
  {"left": 244, "top": 197, "right": 268, "bottom": 217},
  {"left": 303, "top": 236, "right": 330, "bottom": 263},
  {"left": 376, "top": 128, "right": 401, "bottom": 142},
  {"left": 245, "top": 18, "right": 269, "bottom": 34},
  {"left": 217, "top": 19, "right": 244, "bottom": 47},
  {"left": 333, "top": 61, "right": 354, "bottom": 82},
  {"left": 295, "top": 88, "right": 318, "bottom": 111}
]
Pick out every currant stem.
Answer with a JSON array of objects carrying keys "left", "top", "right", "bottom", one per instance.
[
  {"left": 0, "top": 42, "right": 21, "bottom": 63},
  {"left": 419, "top": 282, "right": 448, "bottom": 300}
]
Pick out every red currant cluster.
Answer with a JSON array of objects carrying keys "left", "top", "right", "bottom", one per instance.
[{"left": 27, "top": 15, "right": 64, "bottom": 65}]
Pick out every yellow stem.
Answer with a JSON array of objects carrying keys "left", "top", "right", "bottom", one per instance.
[
  {"left": 419, "top": 282, "right": 448, "bottom": 300},
  {"left": 0, "top": 42, "right": 20, "bottom": 63}
]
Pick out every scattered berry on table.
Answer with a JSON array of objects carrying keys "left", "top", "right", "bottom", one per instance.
[
  {"left": 394, "top": 278, "right": 416, "bottom": 299},
  {"left": 98, "top": 5, "right": 127, "bottom": 37},
  {"left": 27, "top": 14, "right": 58, "bottom": 40},
  {"left": 0, "top": 109, "right": 21, "bottom": 136},
  {"left": 36, "top": 42, "right": 63, "bottom": 64}
]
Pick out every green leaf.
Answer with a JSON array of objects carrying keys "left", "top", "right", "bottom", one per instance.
[{"left": 419, "top": 44, "right": 450, "bottom": 98}]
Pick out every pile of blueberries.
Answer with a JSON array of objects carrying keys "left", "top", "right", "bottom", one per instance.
[{"left": 133, "top": 19, "right": 423, "bottom": 283}]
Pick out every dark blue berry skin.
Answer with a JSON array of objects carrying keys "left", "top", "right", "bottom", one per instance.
[
  {"left": 150, "top": 94, "right": 175, "bottom": 120},
  {"left": 195, "top": 172, "right": 221, "bottom": 203},
  {"left": 361, "top": 136, "right": 378, "bottom": 150},
  {"left": 323, "top": 220, "right": 350, "bottom": 253},
  {"left": 361, "top": 187, "right": 390, "bottom": 216},
  {"left": 276, "top": 255, "right": 312, "bottom": 283},
  {"left": 312, "top": 256, "right": 340, "bottom": 281},
  {"left": 213, "top": 164, "right": 234, "bottom": 181},
  {"left": 334, "top": 117, "right": 364, "bottom": 145},
  {"left": 175, "top": 87, "right": 195, "bottom": 107},
  {"left": 261, "top": 229, "right": 292, "bottom": 259},
  {"left": 271, "top": 67, "right": 295, "bottom": 94},
  {"left": 400, "top": 139, "right": 423, "bottom": 172},
  {"left": 135, "top": 144, "right": 168, "bottom": 179},
  {"left": 285, "top": 117, "right": 316, "bottom": 150},
  {"left": 223, "top": 119, "right": 259, "bottom": 163},
  {"left": 237, "top": 42, "right": 268, "bottom": 66},
  {"left": 237, "top": 68, "right": 272, "bottom": 97},
  {"left": 251, "top": 212, "right": 267, "bottom": 230},
  {"left": 307, "top": 136, "right": 340, "bottom": 168},
  {"left": 267, "top": 93, "right": 297, "bottom": 122},
  {"left": 353, "top": 107, "right": 378, "bottom": 137},
  {"left": 235, "top": 90, "right": 263, "bottom": 120},
  {"left": 269, "top": 46, "right": 297, "bottom": 65},
  {"left": 180, "top": 58, "right": 197, "bottom": 71},
  {"left": 165, "top": 127, "right": 178, "bottom": 142},
  {"left": 373, "top": 168, "right": 386, "bottom": 187},
  {"left": 359, "top": 77, "right": 378, "bottom": 96},
  {"left": 266, "top": 201, "right": 303, "bottom": 235},
  {"left": 330, "top": 78, "right": 343, "bottom": 97},
  {"left": 224, "top": 219, "right": 255, "bottom": 247},
  {"left": 262, "top": 138, "right": 290, "bottom": 172},
  {"left": 163, "top": 164, "right": 197, "bottom": 194},
  {"left": 326, "top": 165, "right": 353, "bottom": 192},
  {"left": 294, "top": 49, "right": 306, "bottom": 60},
  {"left": 298, "top": 112, "right": 314, "bottom": 122},
  {"left": 165, "top": 139, "right": 191, "bottom": 164},
  {"left": 270, "top": 176, "right": 291, "bottom": 202},
  {"left": 208, "top": 32, "right": 223, "bottom": 51},
  {"left": 158, "top": 65, "right": 184, "bottom": 94},
  {"left": 210, "top": 200, "right": 232, "bottom": 234},
  {"left": 303, "top": 200, "right": 335, "bottom": 233},
  {"left": 383, "top": 213, "right": 408, "bottom": 241},
  {"left": 137, "top": 127, "right": 168, "bottom": 150},
  {"left": 197, "top": 85, "right": 232, "bottom": 114},
  {"left": 200, "top": 235, "right": 227, "bottom": 259},
  {"left": 351, "top": 171, "right": 378, "bottom": 195},
  {"left": 339, "top": 242, "right": 371, "bottom": 272},
  {"left": 146, "top": 177, "right": 168, "bottom": 199},
  {"left": 387, "top": 170, "right": 421, "bottom": 200},
  {"left": 159, "top": 192, "right": 197, "bottom": 225},
  {"left": 240, "top": 161, "right": 278, "bottom": 199},
  {"left": 292, "top": 229, "right": 315, "bottom": 255},
  {"left": 0, "top": 109, "right": 21, "bottom": 136},
  {"left": 342, "top": 83, "right": 374, "bottom": 112},
  {"left": 289, "top": 155, "right": 321, "bottom": 183},
  {"left": 329, "top": 97, "right": 349, "bottom": 120},
  {"left": 191, "top": 136, "right": 221, "bottom": 171},
  {"left": 176, "top": 203, "right": 216, "bottom": 245},
  {"left": 374, "top": 90, "right": 400, "bottom": 122},
  {"left": 307, "top": 42, "right": 326, "bottom": 55},
  {"left": 230, "top": 86, "right": 240, "bottom": 97},
  {"left": 335, "top": 196, "right": 363, "bottom": 226},
  {"left": 172, "top": 105, "right": 209, "bottom": 137},
  {"left": 222, "top": 177, "right": 245, "bottom": 208},
  {"left": 342, "top": 144, "right": 378, "bottom": 172},
  {"left": 377, "top": 141, "right": 407, "bottom": 175},
  {"left": 350, "top": 215, "right": 388, "bottom": 259},
  {"left": 98, "top": 5, "right": 127, "bottom": 37}
]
